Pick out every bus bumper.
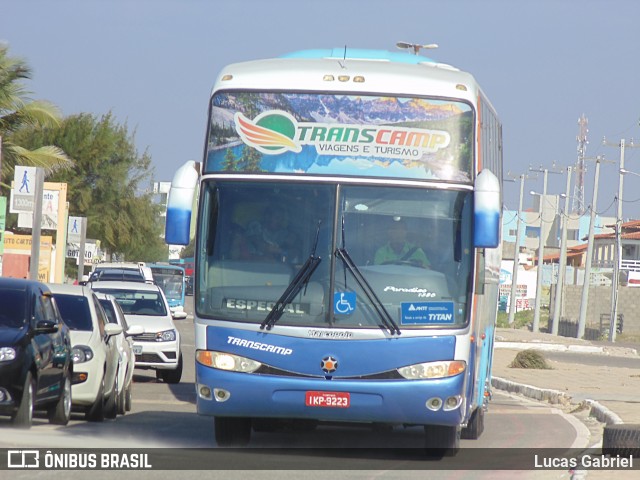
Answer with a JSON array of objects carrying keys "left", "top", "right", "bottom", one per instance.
[{"left": 195, "top": 364, "right": 466, "bottom": 426}]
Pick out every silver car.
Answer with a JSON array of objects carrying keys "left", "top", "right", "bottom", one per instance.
[
  {"left": 95, "top": 293, "right": 143, "bottom": 414},
  {"left": 90, "top": 281, "right": 183, "bottom": 384}
]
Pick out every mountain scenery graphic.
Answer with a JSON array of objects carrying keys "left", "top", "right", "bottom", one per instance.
[{"left": 207, "top": 92, "right": 473, "bottom": 183}]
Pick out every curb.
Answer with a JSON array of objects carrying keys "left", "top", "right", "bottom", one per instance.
[
  {"left": 494, "top": 342, "right": 605, "bottom": 354},
  {"left": 491, "top": 376, "right": 624, "bottom": 426}
]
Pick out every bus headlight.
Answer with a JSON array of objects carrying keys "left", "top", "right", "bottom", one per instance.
[
  {"left": 397, "top": 360, "right": 466, "bottom": 380},
  {"left": 196, "top": 350, "right": 261, "bottom": 373}
]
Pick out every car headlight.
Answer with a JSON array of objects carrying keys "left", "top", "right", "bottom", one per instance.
[
  {"left": 71, "top": 345, "right": 94, "bottom": 364},
  {"left": 156, "top": 329, "right": 177, "bottom": 342},
  {"left": 196, "top": 350, "right": 261, "bottom": 373},
  {"left": 397, "top": 360, "right": 466, "bottom": 380},
  {"left": 0, "top": 347, "right": 17, "bottom": 362}
]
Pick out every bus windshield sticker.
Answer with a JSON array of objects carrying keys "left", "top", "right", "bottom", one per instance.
[
  {"left": 333, "top": 291, "right": 356, "bottom": 315},
  {"left": 400, "top": 301, "right": 455, "bottom": 325},
  {"left": 225, "top": 298, "right": 308, "bottom": 315},
  {"left": 207, "top": 93, "right": 473, "bottom": 183},
  {"left": 383, "top": 286, "right": 437, "bottom": 298}
]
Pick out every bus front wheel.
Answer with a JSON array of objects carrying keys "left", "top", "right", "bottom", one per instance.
[
  {"left": 214, "top": 417, "right": 251, "bottom": 447},
  {"left": 461, "top": 407, "right": 485, "bottom": 439}
]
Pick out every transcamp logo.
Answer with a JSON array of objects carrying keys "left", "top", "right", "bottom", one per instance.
[
  {"left": 235, "top": 110, "right": 451, "bottom": 159},
  {"left": 226, "top": 336, "right": 293, "bottom": 355}
]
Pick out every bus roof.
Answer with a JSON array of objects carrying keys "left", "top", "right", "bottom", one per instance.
[
  {"left": 280, "top": 48, "right": 438, "bottom": 65},
  {"left": 213, "top": 49, "right": 477, "bottom": 102}
]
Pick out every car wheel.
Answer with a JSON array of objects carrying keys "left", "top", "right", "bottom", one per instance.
[
  {"left": 12, "top": 371, "right": 35, "bottom": 429},
  {"left": 124, "top": 383, "right": 133, "bottom": 412},
  {"left": 86, "top": 374, "right": 105, "bottom": 422},
  {"left": 48, "top": 374, "right": 72, "bottom": 425},
  {"left": 104, "top": 374, "right": 118, "bottom": 420},
  {"left": 117, "top": 380, "right": 127, "bottom": 415},
  {"left": 160, "top": 353, "right": 183, "bottom": 384}
]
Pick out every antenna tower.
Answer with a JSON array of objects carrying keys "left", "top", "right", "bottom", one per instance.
[{"left": 572, "top": 114, "right": 588, "bottom": 214}]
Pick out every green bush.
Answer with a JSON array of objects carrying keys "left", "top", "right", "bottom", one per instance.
[{"left": 509, "top": 349, "right": 552, "bottom": 369}]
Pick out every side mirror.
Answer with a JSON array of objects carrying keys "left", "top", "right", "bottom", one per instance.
[
  {"left": 165, "top": 161, "right": 199, "bottom": 245},
  {"left": 34, "top": 320, "right": 58, "bottom": 334},
  {"left": 172, "top": 311, "right": 188, "bottom": 320},
  {"left": 474, "top": 169, "right": 501, "bottom": 248},
  {"left": 104, "top": 323, "right": 123, "bottom": 337}
]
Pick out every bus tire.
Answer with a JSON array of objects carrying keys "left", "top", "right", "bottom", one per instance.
[
  {"left": 461, "top": 407, "right": 485, "bottom": 440},
  {"left": 424, "top": 425, "right": 460, "bottom": 457},
  {"left": 215, "top": 417, "right": 252, "bottom": 447},
  {"left": 602, "top": 424, "right": 640, "bottom": 457}
]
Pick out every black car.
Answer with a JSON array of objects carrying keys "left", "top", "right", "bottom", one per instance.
[{"left": 0, "top": 278, "right": 73, "bottom": 428}]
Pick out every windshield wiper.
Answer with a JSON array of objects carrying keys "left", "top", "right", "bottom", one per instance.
[
  {"left": 334, "top": 247, "right": 401, "bottom": 335},
  {"left": 260, "top": 221, "right": 322, "bottom": 331}
]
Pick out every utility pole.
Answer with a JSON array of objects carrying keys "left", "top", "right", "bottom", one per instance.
[
  {"left": 577, "top": 156, "right": 609, "bottom": 338},
  {"left": 529, "top": 165, "right": 563, "bottom": 333},
  {"left": 551, "top": 166, "right": 572, "bottom": 335},
  {"left": 507, "top": 173, "right": 528, "bottom": 325},
  {"left": 603, "top": 138, "right": 639, "bottom": 342}
]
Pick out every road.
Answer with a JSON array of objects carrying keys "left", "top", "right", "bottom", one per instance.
[{"left": 0, "top": 296, "right": 597, "bottom": 478}]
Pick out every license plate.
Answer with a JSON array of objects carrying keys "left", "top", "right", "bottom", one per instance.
[
  {"left": 305, "top": 391, "right": 350, "bottom": 408},
  {"left": 133, "top": 345, "right": 143, "bottom": 355}
]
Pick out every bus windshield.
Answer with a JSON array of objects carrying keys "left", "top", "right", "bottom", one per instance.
[
  {"left": 197, "top": 181, "right": 473, "bottom": 329},
  {"left": 149, "top": 266, "right": 185, "bottom": 303}
]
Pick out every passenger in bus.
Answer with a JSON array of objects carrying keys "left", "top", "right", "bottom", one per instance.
[
  {"left": 244, "top": 207, "right": 300, "bottom": 262},
  {"left": 373, "top": 219, "right": 430, "bottom": 268}
]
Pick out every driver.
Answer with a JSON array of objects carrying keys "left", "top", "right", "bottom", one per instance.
[{"left": 373, "top": 218, "right": 430, "bottom": 268}]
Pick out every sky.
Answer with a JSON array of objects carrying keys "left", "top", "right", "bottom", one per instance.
[{"left": 3, "top": 0, "right": 640, "bottom": 220}]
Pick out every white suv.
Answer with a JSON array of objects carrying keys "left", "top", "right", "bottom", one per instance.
[
  {"left": 90, "top": 281, "right": 183, "bottom": 384},
  {"left": 47, "top": 284, "right": 122, "bottom": 421}
]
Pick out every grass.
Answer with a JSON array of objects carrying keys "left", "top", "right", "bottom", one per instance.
[{"left": 497, "top": 308, "right": 550, "bottom": 330}]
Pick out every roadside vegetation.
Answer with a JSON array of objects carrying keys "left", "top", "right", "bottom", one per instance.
[
  {"left": 509, "top": 349, "right": 552, "bottom": 369},
  {"left": 0, "top": 45, "right": 167, "bottom": 263}
]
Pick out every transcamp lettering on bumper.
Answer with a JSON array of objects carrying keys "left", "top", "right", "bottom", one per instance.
[{"left": 226, "top": 336, "right": 293, "bottom": 355}]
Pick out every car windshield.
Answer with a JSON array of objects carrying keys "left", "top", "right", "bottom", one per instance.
[
  {"left": 93, "top": 289, "right": 167, "bottom": 316},
  {"left": 91, "top": 269, "right": 146, "bottom": 282},
  {"left": 54, "top": 294, "right": 93, "bottom": 331},
  {"left": 0, "top": 289, "right": 27, "bottom": 328},
  {"left": 98, "top": 299, "right": 117, "bottom": 324}
]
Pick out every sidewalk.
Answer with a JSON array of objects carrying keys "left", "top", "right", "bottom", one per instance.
[{"left": 492, "top": 327, "right": 640, "bottom": 425}]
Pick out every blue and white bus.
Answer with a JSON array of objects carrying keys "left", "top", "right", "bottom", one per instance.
[
  {"left": 165, "top": 47, "right": 502, "bottom": 452},
  {"left": 147, "top": 263, "right": 186, "bottom": 316}
]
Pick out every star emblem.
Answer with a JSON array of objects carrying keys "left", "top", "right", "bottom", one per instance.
[{"left": 321, "top": 356, "right": 338, "bottom": 374}]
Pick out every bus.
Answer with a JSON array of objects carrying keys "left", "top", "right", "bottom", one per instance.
[
  {"left": 165, "top": 46, "right": 502, "bottom": 452},
  {"left": 147, "top": 263, "right": 187, "bottom": 317}
]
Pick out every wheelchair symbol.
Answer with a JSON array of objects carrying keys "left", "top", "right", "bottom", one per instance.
[{"left": 334, "top": 292, "right": 355, "bottom": 315}]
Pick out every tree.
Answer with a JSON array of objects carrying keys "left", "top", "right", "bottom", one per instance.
[
  {"left": 0, "top": 45, "right": 73, "bottom": 191},
  {"left": 12, "top": 112, "right": 168, "bottom": 261}
]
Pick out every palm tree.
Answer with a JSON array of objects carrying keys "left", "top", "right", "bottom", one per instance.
[{"left": 0, "top": 44, "right": 73, "bottom": 190}]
